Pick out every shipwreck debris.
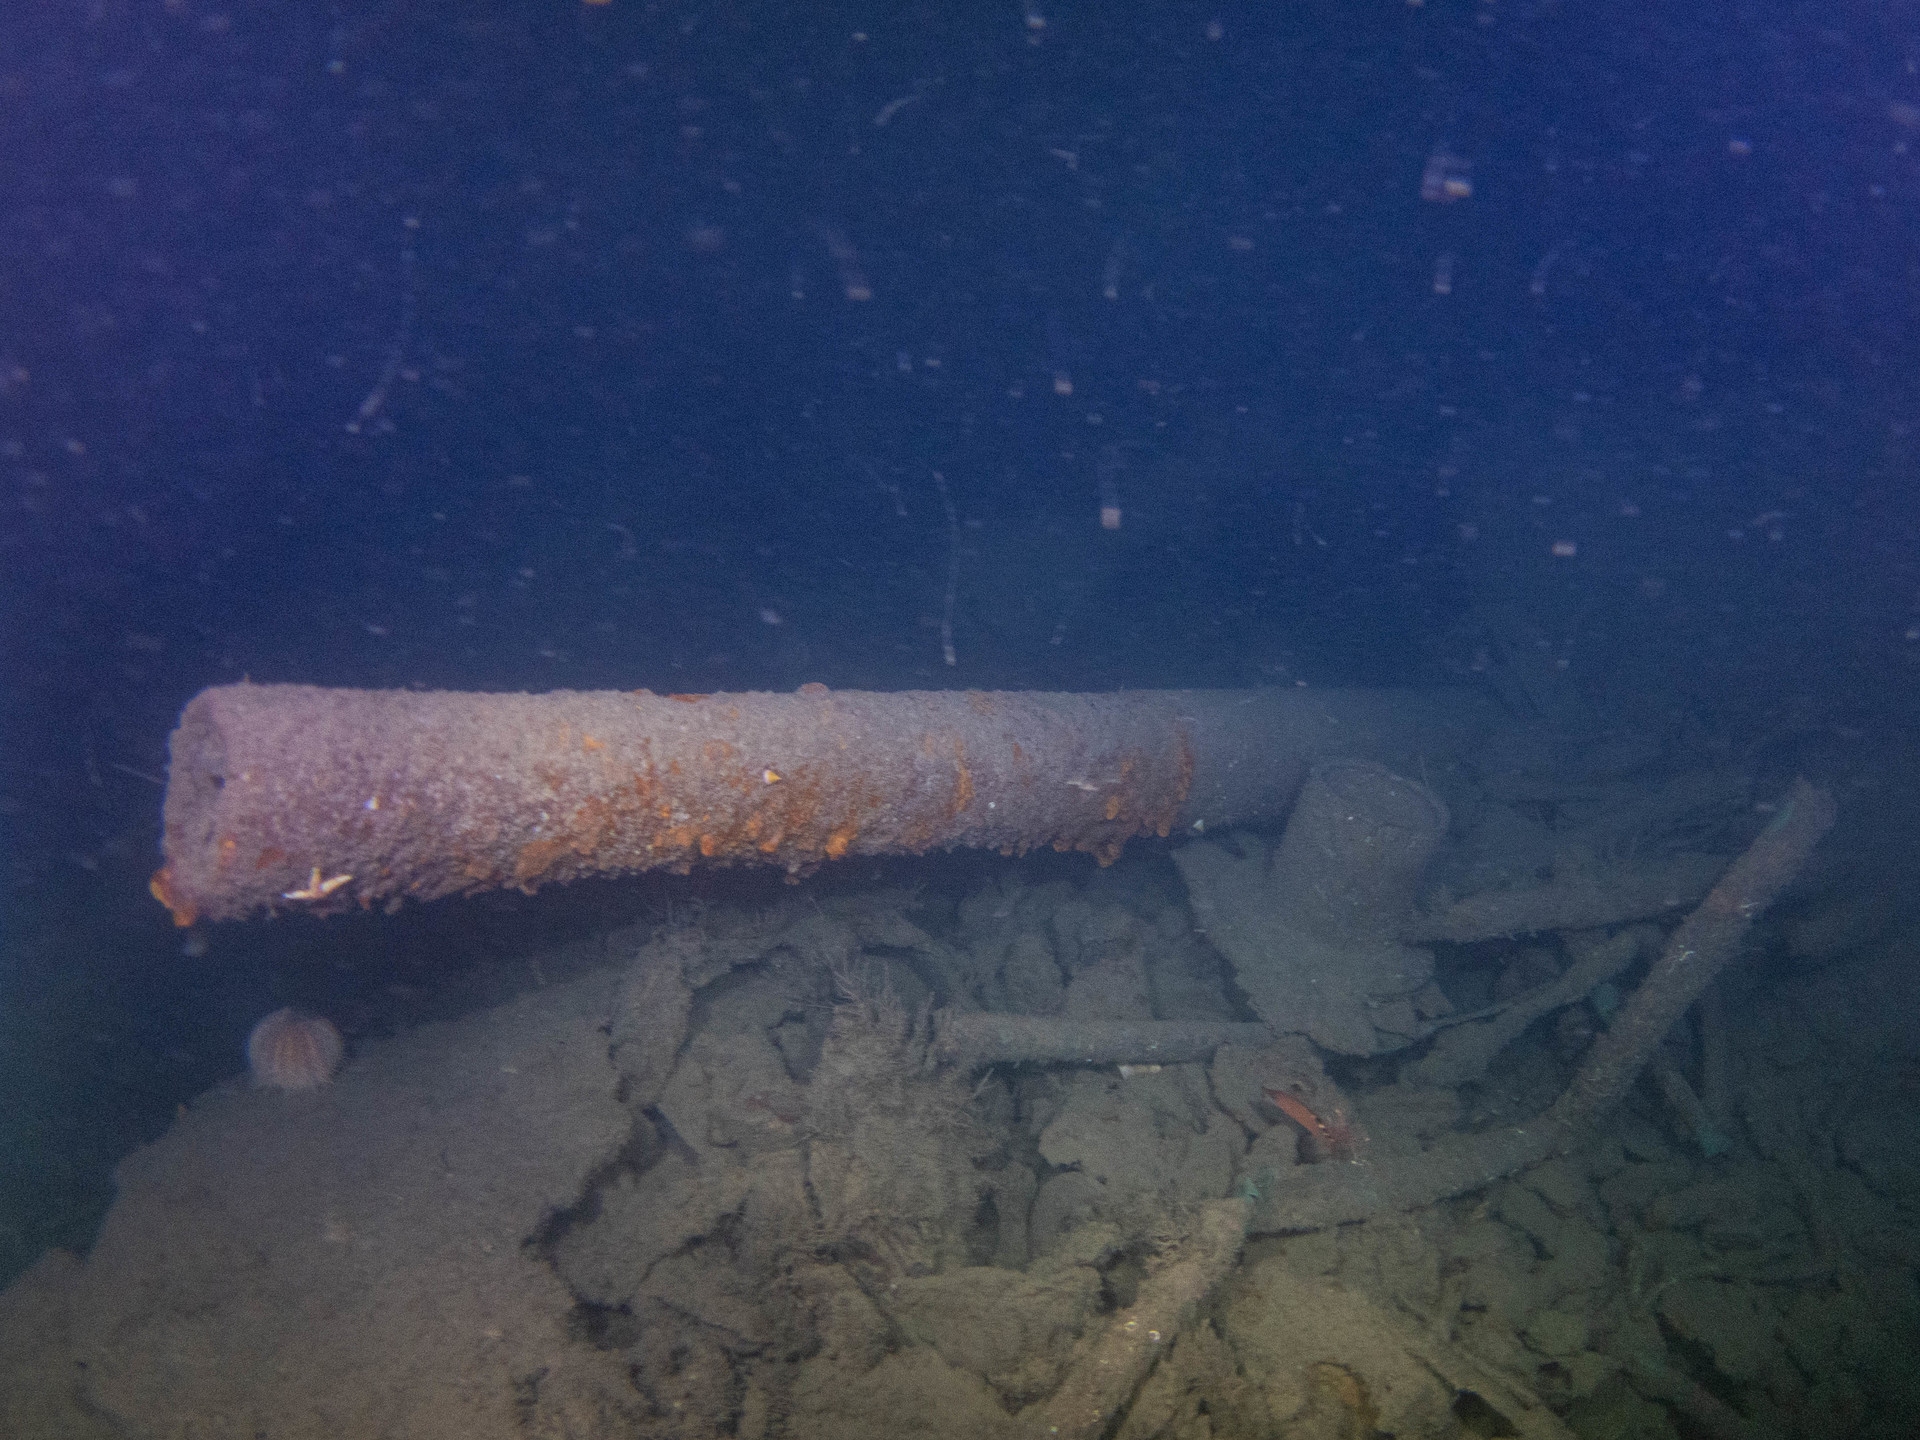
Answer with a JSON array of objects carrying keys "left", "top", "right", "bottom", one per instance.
[{"left": 148, "top": 681, "right": 1495, "bottom": 925}]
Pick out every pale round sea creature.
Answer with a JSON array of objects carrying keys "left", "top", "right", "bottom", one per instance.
[{"left": 246, "top": 1007, "right": 344, "bottom": 1090}]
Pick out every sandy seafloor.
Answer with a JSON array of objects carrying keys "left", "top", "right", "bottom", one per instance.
[{"left": 3, "top": 736, "right": 1920, "bottom": 1440}]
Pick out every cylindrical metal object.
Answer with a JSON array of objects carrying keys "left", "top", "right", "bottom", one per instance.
[
  {"left": 1549, "top": 777, "right": 1835, "bottom": 1136},
  {"left": 931, "top": 1014, "right": 1273, "bottom": 1069},
  {"left": 150, "top": 682, "right": 1495, "bottom": 925}
]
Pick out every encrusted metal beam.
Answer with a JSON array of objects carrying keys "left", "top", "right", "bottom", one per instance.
[{"left": 150, "top": 682, "right": 1495, "bottom": 925}]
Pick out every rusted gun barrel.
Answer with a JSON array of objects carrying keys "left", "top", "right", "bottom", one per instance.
[{"left": 149, "top": 682, "right": 1496, "bottom": 926}]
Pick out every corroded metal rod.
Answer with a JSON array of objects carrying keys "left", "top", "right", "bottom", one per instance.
[
  {"left": 150, "top": 682, "right": 1495, "bottom": 925},
  {"left": 931, "top": 1013, "right": 1273, "bottom": 1068},
  {"left": 1548, "top": 776, "right": 1836, "bottom": 1134}
]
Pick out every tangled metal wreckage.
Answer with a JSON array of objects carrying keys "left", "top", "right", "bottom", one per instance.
[{"left": 47, "top": 684, "right": 1848, "bottom": 1436}]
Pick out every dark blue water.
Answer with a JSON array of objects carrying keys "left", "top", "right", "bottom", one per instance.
[{"left": 2, "top": 0, "right": 1916, "bottom": 1418}]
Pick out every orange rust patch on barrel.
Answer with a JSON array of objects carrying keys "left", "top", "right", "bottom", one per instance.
[
  {"left": 951, "top": 739, "right": 974, "bottom": 814},
  {"left": 641, "top": 759, "right": 859, "bottom": 868},
  {"left": 824, "top": 823, "right": 858, "bottom": 860},
  {"left": 628, "top": 767, "right": 662, "bottom": 815},
  {"left": 667, "top": 693, "right": 708, "bottom": 703},
  {"left": 512, "top": 792, "right": 623, "bottom": 886},
  {"left": 513, "top": 836, "right": 569, "bottom": 884},
  {"left": 571, "top": 795, "right": 616, "bottom": 852},
  {"left": 254, "top": 845, "right": 286, "bottom": 871},
  {"left": 1035, "top": 734, "right": 1195, "bottom": 870},
  {"left": 582, "top": 734, "right": 605, "bottom": 752},
  {"left": 148, "top": 866, "right": 197, "bottom": 927},
  {"left": 1166, "top": 726, "right": 1197, "bottom": 834}
]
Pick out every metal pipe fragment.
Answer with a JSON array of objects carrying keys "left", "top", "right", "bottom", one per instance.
[
  {"left": 931, "top": 1014, "right": 1272, "bottom": 1069},
  {"left": 150, "top": 682, "right": 1495, "bottom": 925},
  {"left": 1548, "top": 776, "right": 1836, "bottom": 1135}
]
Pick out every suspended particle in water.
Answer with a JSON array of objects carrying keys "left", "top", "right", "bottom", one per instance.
[
  {"left": 1530, "top": 249, "right": 1556, "bottom": 295},
  {"left": 1420, "top": 148, "right": 1473, "bottom": 202},
  {"left": 872, "top": 92, "right": 922, "bottom": 127},
  {"left": 1045, "top": 313, "right": 1078, "bottom": 394},
  {"left": 1097, "top": 446, "right": 1124, "bottom": 528},
  {"left": 822, "top": 226, "right": 872, "bottom": 300},
  {"left": 1432, "top": 252, "right": 1454, "bottom": 295}
]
